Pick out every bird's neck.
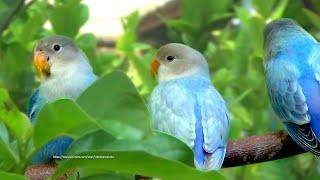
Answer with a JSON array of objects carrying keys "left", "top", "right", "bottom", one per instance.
[{"left": 158, "top": 67, "right": 209, "bottom": 83}]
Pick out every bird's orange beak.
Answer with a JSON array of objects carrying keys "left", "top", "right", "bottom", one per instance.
[
  {"left": 34, "top": 51, "right": 50, "bottom": 77},
  {"left": 151, "top": 59, "right": 160, "bottom": 78}
]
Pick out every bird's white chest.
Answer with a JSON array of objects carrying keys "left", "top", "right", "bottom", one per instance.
[{"left": 39, "top": 73, "right": 96, "bottom": 102}]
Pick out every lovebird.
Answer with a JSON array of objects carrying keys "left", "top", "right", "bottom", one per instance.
[
  {"left": 149, "top": 43, "right": 230, "bottom": 170},
  {"left": 28, "top": 35, "right": 97, "bottom": 163},
  {"left": 264, "top": 19, "right": 320, "bottom": 155}
]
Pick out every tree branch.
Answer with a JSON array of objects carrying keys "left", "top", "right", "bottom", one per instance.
[
  {"left": 223, "top": 131, "right": 305, "bottom": 167},
  {"left": 24, "top": 130, "right": 307, "bottom": 179}
]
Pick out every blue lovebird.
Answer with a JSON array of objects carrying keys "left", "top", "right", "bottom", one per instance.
[
  {"left": 29, "top": 35, "right": 97, "bottom": 164},
  {"left": 149, "top": 43, "right": 230, "bottom": 170},
  {"left": 264, "top": 19, "right": 320, "bottom": 155}
]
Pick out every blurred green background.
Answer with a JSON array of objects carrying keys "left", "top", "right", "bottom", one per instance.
[{"left": 0, "top": 0, "right": 320, "bottom": 179}]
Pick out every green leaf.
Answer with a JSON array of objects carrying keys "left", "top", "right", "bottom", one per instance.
[
  {"left": 76, "top": 33, "right": 97, "bottom": 62},
  {"left": 304, "top": 9, "right": 320, "bottom": 29},
  {"left": 0, "top": 171, "right": 27, "bottom": 180},
  {"left": 51, "top": 131, "right": 224, "bottom": 180},
  {"left": 33, "top": 99, "right": 100, "bottom": 152},
  {"left": 166, "top": 20, "right": 197, "bottom": 36},
  {"left": 252, "top": 0, "right": 276, "bottom": 18},
  {"left": 94, "top": 52, "right": 122, "bottom": 76},
  {"left": 53, "top": 152, "right": 224, "bottom": 180},
  {"left": 0, "top": 123, "right": 19, "bottom": 167},
  {"left": 50, "top": 0, "right": 89, "bottom": 37},
  {"left": 81, "top": 173, "right": 132, "bottom": 180},
  {"left": 77, "top": 71, "right": 152, "bottom": 137},
  {"left": 67, "top": 130, "right": 194, "bottom": 165},
  {"left": 0, "top": 88, "right": 32, "bottom": 146},
  {"left": 116, "top": 11, "right": 156, "bottom": 92},
  {"left": 270, "top": 0, "right": 289, "bottom": 19},
  {"left": 0, "top": 0, "right": 24, "bottom": 30},
  {"left": 0, "top": 43, "right": 36, "bottom": 109},
  {"left": 116, "top": 11, "right": 139, "bottom": 53}
]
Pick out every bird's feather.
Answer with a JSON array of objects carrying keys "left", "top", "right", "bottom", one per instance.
[
  {"left": 265, "top": 47, "right": 320, "bottom": 155},
  {"left": 198, "top": 85, "right": 230, "bottom": 169},
  {"left": 149, "top": 80, "right": 196, "bottom": 147},
  {"left": 28, "top": 89, "right": 41, "bottom": 122},
  {"left": 149, "top": 76, "right": 229, "bottom": 170}
]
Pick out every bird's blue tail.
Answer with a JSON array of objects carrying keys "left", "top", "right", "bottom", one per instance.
[
  {"left": 193, "top": 103, "right": 226, "bottom": 170},
  {"left": 32, "top": 136, "right": 73, "bottom": 164},
  {"left": 194, "top": 104, "right": 205, "bottom": 168}
]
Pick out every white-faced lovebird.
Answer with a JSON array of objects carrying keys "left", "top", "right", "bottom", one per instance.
[
  {"left": 149, "top": 43, "right": 230, "bottom": 170},
  {"left": 264, "top": 19, "right": 320, "bottom": 155},
  {"left": 28, "top": 35, "right": 97, "bottom": 163}
]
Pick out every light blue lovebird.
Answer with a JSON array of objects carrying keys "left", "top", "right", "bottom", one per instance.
[
  {"left": 149, "top": 43, "right": 230, "bottom": 170},
  {"left": 264, "top": 19, "right": 320, "bottom": 155},
  {"left": 29, "top": 35, "right": 97, "bottom": 164}
]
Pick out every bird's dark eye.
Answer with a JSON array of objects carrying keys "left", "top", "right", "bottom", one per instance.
[
  {"left": 53, "top": 44, "right": 61, "bottom": 51},
  {"left": 166, "top": 55, "right": 175, "bottom": 62}
]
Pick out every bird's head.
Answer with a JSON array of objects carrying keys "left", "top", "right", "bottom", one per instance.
[
  {"left": 151, "top": 43, "right": 209, "bottom": 82},
  {"left": 264, "top": 18, "right": 316, "bottom": 62},
  {"left": 33, "top": 35, "right": 91, "bottom": 78}
]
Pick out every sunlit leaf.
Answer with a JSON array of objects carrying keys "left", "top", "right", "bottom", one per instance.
[
  {"left": 77, "top": 71, "right": 153, "bottom": 137},
  {"left": 50, "top": 0, "right": 89, "bottom": 37}
]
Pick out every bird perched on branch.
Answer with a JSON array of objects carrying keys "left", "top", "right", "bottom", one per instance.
[
  {"left": 28, "top": 35, "right": 97, "bottom": 164},
  {"left": 264, "top": 19, "right": 320, "bottom": 155},
  {"left": 149, "top": 43, "right": 230, "bottom": 170}
]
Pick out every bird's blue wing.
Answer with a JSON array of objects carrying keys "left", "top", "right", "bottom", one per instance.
[
  {"left": 266, "top": 58, "right": 320, "bottom": 155},
  {"left": 198, "top": 86, "right": 230, "bottom": 170},
  {"left": 149, "top": 82, "right": 196, "bottom": 148},
  {"left": 28, "top": 89, "right": 42, "bottom": 123}
]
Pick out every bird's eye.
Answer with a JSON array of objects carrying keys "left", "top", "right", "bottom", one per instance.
[
  {"left": 166, "top": 55, "right": 175, "bottom": 62},
  {"left": 53, "top": 44, "right": 61, "bottom": 52}
]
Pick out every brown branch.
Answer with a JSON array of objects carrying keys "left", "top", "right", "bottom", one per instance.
[
  {"left": 25, "top": 163, "right": 58, "bottom": 180},
  {"left": 0, "top": 0, "right": 26, "bottom": 36},
  {"left": 24, "top": 130, "right": 306, "bottom": 179},
  {"left": 223, "top": 131, "right": 305, "bottom": 167}
]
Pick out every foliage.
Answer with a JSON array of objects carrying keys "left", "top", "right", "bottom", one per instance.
[{"left": 0, "top": 0, "right": 320, "bottom": 179}]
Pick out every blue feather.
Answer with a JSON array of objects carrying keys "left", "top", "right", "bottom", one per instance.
[
  {"left": 194, "top": 103, "right": 205, "bottom": 166},
  {"left": 149, "top": 76, "right": 229, "bottom": 170},
  {"left": 265, "top": 19, "right": 320, "bottom": 155}
]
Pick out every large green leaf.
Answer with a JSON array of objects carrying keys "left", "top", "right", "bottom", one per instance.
[
  {"left": 32, "top": 99, "right": 100, "bottom": 152},
  {"left": 77, "top": 71, "right": 152, "bottom": 137},
  {"left": 81, "top": 173, "right": 132, "bottom": 180},
  {"left": 51, "top": 131, "right": 224, "bottom": 180},
  {"left": 67, "top": 130, "right": 193, "bottom": 165},
  {"left": 50, "top": 0, "right": 89, "bottom": 37},
  {"left": 52, "top": 152, "right": 223, "bottom": 180},
  {"left": 0, "top": 88, "right": 32, "bottom": 146},
  {"left": 0, "top": 171, "right": 27, "bottom": 180}
]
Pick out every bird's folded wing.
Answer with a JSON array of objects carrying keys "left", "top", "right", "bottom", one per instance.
[
  {"left": 266, "top": 59, "right": 320, "bottom": 154},
  {"left": 149, "top": 83, "right": 196, "bottom": 147},
  {"left": 199, "top": 87, "right": 230, "bottom": 153},
  {"left": 28, "top": 89, "right": 40, "bottom": 122}
]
